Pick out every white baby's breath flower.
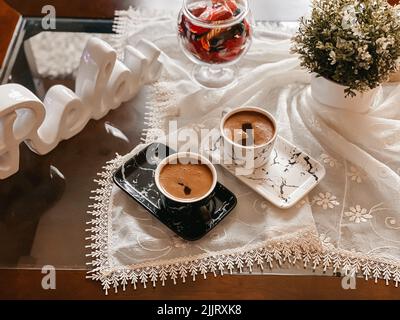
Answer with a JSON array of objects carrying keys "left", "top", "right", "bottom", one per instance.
[
  {"left": 377, "top": 37, "right": 389, "bottom": 50},
  {"left": 358, "top": 45, "right": 372, "bottom": 61},
  {"left": 381, "top": 25, "right": 390, "bottom": 33},
  {"left": 316, "top": 41, "right": 325, "bottom": 49},
  {"left": 341, "top": 5, "right": 358, "bottom": 30},
  {"left": 329, "top": 50, "right": 337, "bottom": 65},
  {"left": 377, "top": 36, "right": 395, "bottom": 54}
]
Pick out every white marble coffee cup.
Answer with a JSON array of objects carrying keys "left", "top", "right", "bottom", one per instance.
[{"left": 220, "top": 106, "right": 278, "bottom": 172}]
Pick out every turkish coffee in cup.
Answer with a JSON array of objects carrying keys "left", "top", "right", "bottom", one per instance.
[
  {"left": 220, "top": 106, "right": 278, "bottom": 171},
  {"left": 155, "top": 152, "right": 217, "bottom": 214}
]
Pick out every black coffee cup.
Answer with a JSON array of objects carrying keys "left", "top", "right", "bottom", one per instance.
[{"left": 154, "top": 152, "right": 218, "bottom": 229}]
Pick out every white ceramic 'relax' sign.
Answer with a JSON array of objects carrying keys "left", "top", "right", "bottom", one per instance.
[{"left": 0, "top": 37, "right": 162, "bottom": 179}]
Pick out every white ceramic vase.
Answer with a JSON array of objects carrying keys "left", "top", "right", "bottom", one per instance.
[{"left": 310, "top": 75, "right": 379, "bottom": 113}]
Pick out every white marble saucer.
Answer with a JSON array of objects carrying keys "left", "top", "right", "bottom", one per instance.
[{"left": 204, "top": 135, "right": 326, "bottom": 209}]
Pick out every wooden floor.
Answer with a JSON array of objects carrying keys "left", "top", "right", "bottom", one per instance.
[{"left": 0, "top": 269, "right": 399, "bottom": 300}]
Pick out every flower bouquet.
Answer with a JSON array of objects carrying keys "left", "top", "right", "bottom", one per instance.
[{"left": 292, "top": 0, "right": 400, "bottom": 112}]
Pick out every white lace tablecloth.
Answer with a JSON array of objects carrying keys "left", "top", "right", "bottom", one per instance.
[{"left": 86, "top": 8, "right": 400, "bottom": 293}]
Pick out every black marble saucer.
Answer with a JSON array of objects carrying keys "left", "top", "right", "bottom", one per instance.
[{"left": 113, "top": 143, "right": 237, "bottom": 241}]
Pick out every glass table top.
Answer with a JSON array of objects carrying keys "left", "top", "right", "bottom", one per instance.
[
  {"left": 0, "top": 1, "right": 308, "bottom": 270},
  {"left": 0, "top": 18, "right": 147, "bottom": 269}
]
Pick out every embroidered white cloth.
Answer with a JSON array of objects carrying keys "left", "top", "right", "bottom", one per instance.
[{"left": 87, "top": 8, "right": 400, "bottom": 293}]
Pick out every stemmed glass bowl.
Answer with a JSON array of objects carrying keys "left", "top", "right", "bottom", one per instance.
[{"left": 178, "top": 0, "right": 253, "bottom": 89}]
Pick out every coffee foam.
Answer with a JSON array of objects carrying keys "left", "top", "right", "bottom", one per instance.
[
  {"left": 159, "top": 162, "right": 213, "bottom": 201},
  {"left": 223, "top": 110, "right": 275, "bottom": 146}
]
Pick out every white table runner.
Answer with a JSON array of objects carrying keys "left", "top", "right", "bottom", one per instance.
[{"left": 87, "top": 8, "right": 400, "bottom": 293}]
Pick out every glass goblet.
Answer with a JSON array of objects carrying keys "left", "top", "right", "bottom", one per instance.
[{"left": 178, "top": 0, "right": 253, "bottom": 89}]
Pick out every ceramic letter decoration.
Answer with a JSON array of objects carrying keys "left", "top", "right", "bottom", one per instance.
[
  {"left": 123, "top": 40, "right": 162, "bottom": 96},
  {"left": 0, "top": 37, "right": 162, "bottom": 179},
  {"left": 124, "top": 45, "right": 147, "bottom": 98},
  {"left": 75, "top": 37, "right": 117, "bottom": 120},
  {"left": 103, "top": 60, "right": 133, "bottom": 111},
  {"left": 134, "top": 40, "right": 162, "bottom": 84},
  {"left": 0, "top": 84, "right": 45, "bottom": 179},
  {"left": 26, "top": 85, "right": 88, "bottom": 154}
]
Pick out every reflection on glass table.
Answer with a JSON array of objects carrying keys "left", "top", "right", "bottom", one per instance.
[
  {"left": 0, "top": 18, "right": 150, "bottom": 269},
  {"left": 0, "top": 12, "right": 305, "bottom": 271}
]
